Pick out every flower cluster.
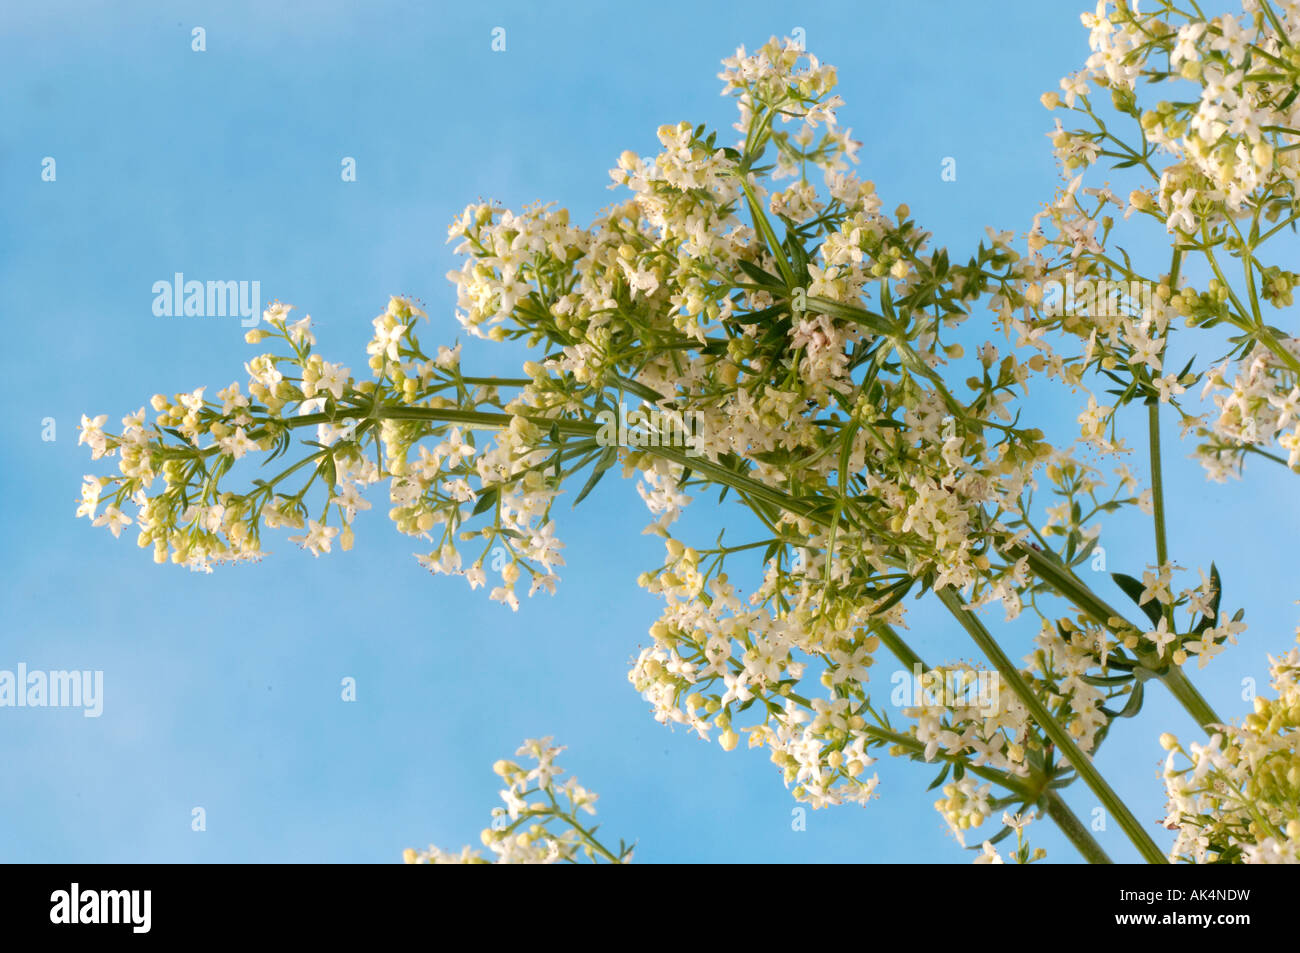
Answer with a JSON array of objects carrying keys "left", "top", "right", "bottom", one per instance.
[
  {"left": 628, "top": 537, "right": 885, "bottom": 809},
  {"left": 974, "top": 811, "right": 1048, "bottom": 864},
  {"left": 1199, "top": 339, "right": 1300, "bottom": 477},
  {"left": 78, "top": 12, "right": 1300, "bottom": 864},
  {"left": 403, "top": 738, "right": 631, "bottom": 864},
  {"left": 1160, "top": 634, "right": 1300, "bottom": 863},
  {"left": 1032, "top": 0, "right": 1300, "bottom": 483},
  {"left": 77, "top": 297, "right": 567, "bottom": 609}
]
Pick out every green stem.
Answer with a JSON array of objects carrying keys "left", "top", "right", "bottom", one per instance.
[
  {"left": 1148, "top": 400, "right": 1169, "bottom": 570},
  {"left": 1254, "top": 322, "right": 1300, "bottom": 375},
  {"left": 1044, "top": 789, "right": 1113, "bottom": 864},
  {"left": 870, "top": 621, "right": 924, "bottom": 671},
  {"left": 1159, "top": 666, "right": 1223, "bottom": 731}
]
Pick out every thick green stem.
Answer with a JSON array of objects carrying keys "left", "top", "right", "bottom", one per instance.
[
  {"left": 1044, "top": 790, "right": 1113, "bottom": 864},
  {"left": 1148, "top": 401, "right": 1170, "bottom": 570},
  {"left": 935, "top": 587, "right": 1167, "bottom": 864},
  {"left": 1160, "top": 667, "right": 1224, "bottom": 731},
  {"left": 870, "top": 621, "right": 925, "bottom": 671}
]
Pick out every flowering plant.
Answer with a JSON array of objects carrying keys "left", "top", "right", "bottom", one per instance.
[
  {"left": 79, "top": 1, "right": 1300, "bottom": 863},
  {"left": 403, "top": 738, "right": 632, "bottom": 864}
]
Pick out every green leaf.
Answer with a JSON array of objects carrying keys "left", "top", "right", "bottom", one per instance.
[
  {"left": 837, "top": 419, "right": 861, "bottom": 493},
  {"left": 1100, "top": 654, "right": 1139, "bottom": 671},
  {"left": 738, "top": 176, "right": 796, "bottom": 287},
  {"left": 1111, "top": 572, "right": 1163, "bottom": 627},
  {"left": 869, "top": 579, "right": 913, "bottom": 615},
  {"left": 471, "top": 486, "right": 499, "bottom": 516},
  {"left": 736, "top": 259, "right": 785, "bottom": 289},
  {"left": 932, "top": 248, "right": 949, "bottom": 278},
  {"left": 805, "top": 296, "right": 893, "bottom": 336},
  {"left": 1104, "top": 681, "right": 1145, "bottom": 720},
  {"left": 784, "top": 226, "right": 810, "bottom": 280},
  {"left": 1194, "top": 563, "right": 1223, "bottom": 636},
  {"left": 975, "top": 823, "right": 1016, "bottom": 849},
  {"left": 731, "top": 301, "right": 790, "bottom": 325},
  {"left": 1079, "top": 673, "right": 1134, "bottom": 687},
  {"left": 572, "top": 446, "right": 617, "bottom": 507}
]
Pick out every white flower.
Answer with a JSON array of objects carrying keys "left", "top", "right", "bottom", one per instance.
[
  {"left": 1145, "top": 617, "right": 1177, "bottom": 658},
  {"left": 316, "top": 362, "right": 350, "bottom": 400},
  {"left": 289, "top": 519, "right": 338, "bottom": 556},
  {"left": 1166, "top": 189, "right": 1197, "bottom": 234},
  {"left": 92, "top": 505, "right": 132, "bottom": 538}
]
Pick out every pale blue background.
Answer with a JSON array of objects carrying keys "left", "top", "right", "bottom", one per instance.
[{"left": 2, "top": 0, "right": 1294, "bottom": 863}]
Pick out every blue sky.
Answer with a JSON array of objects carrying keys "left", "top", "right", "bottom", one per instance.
[{"left": 2, "top": 0, "right": 1296, "bottom": 864}]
